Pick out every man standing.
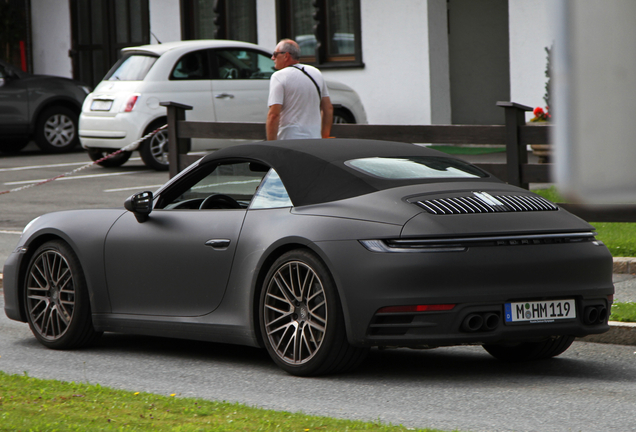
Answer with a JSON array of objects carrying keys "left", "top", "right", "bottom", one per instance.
[{"left": 266, "top": 39, "right": 333, "bottom": 140}]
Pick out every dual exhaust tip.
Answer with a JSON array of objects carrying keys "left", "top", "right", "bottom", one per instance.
[
  {"left": 461, "top": 312, "right": 500, "bottom": 333},
  {"left": 584, "top": 305, "right": 608, "bottom": 325}
]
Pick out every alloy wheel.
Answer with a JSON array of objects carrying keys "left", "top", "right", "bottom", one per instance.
[
  {"left": 44, "top": 114, "right": 76, "bottom": 148},
  {"left": 149, "top": 130, "right": 169, "bottom": 165},
  {"left": 263, "top": 260, "right": 328, "bottom": 365},
  {"left": 26, "top": 249, "right": 76, "bottom": 341}
]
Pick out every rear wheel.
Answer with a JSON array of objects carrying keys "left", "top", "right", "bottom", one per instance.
[
  {"left": 87, "top": 148, "right": 132, "bottom": 167},
  {"left": 260, "top": 250, "right": 368, "bottom": 376},
  {"left": 140, "top": 123, "right": 169, "bottom": 171},
  {"left": 34, "top": 106, "right": 80, "bottom": 153},
  {"left": 333, "top": 108, "right": 355, "bottom": 124},
  {"left": 483, "top": 335, "right": 575, "bottom": 361},
  {"left": 24, "top": 240, "right": 101, "bottom": 349}
]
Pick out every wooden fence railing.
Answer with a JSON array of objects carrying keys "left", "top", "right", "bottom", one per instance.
[{"left": 159, "top": 101, "right": 636, "bottom": 222}]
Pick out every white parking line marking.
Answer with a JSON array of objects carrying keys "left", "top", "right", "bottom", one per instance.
[
  {"left": 104, "top": 185, "right": 164, "bottom": 192},
  {"left": 5, "top": 171, "right": 146, "bottom": 185},
  {"left": 0, "top": 230, "right": 21, "bottom": 235},
  {"left": 0, "top": 157, "right": 143, "bottom": 172}
]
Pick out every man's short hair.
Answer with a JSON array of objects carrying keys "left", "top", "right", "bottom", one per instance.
[{"left": 280, "top": 39, "right": 301, "bottom": 60}]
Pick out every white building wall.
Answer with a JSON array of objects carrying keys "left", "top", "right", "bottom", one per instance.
[
  {"left": 149, "top": 0, "right": 182, "bottom": 44},
  {"left": 508, "top": 0, "right": 554, "bottom": 120},
  {"left": 31, "top": 0, "right": 73, "bottom": 77},
  {"left": 256, "top": 0, "right": 278, "bottom": 50},
  {"left": 320, "top": 0, "right": 432, "bottom": 125},
  {"left": 427, "top": 0, "right": 451, "bottom": 124}
]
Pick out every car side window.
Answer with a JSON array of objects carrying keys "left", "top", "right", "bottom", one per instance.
[
  {"left": 170, "top": 51, "right": 211, "bottom": 80},
  {"left": 250, "top": 169, "right": 293, "bottom": 209},
  {"left": 210, "top": 49, "right": 275, "bottom": 80},
  {"left": 161, "top": 161, "right": 269, "bottom": 210}
]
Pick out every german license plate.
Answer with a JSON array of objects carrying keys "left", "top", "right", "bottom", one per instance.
[
  {"left": 91, "top": 100, "right": 113, "bottom": 111},
  {"left": 505, "top": 299, "right": 576, "bottom": 323}
]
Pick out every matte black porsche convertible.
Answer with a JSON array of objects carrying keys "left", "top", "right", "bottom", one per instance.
[{"left": 3, "top": 139, "right": 614, "bottom": 376}]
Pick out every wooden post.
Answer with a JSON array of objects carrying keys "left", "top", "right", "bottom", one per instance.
[
  {"left": 160, "top": 101, "right": 193, "bottom": 178},
  {"left": 497, "top": 101, "right": 532, "bottom": 189}
]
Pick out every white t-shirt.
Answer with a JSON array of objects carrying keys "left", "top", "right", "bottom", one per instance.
[{"left": 268, "top": 64, "right": 330, "bottom": 140}]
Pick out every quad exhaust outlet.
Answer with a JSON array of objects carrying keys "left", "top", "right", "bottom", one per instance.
[{"left": 583, "top": 305, "right": 608, "bottom": 325}]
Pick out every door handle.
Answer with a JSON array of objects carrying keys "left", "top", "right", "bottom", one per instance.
[
  {"left": 214, "top": 93, "right": 234, "bottom": 99},
  {"left": 205, "top": 239, "right": 231, "bottom": 249}
]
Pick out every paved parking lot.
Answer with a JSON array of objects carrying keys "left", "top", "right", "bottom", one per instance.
[{"left": 0, "top": 145, "right": 179, "bottom": 264}]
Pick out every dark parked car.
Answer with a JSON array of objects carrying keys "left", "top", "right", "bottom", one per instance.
[
  {"left": 0, "top": 60, "right": 90, "bottom": 153},
  {"left": 3, "top": 139, "right": 614, "bottom": 376}
]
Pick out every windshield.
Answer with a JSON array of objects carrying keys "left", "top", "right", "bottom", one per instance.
[
  {"left": 345, "top": 157, "right": 488, "bottom": 180},
  {"left": 105, "top": 54, "right": 158, "bottom": 81}
]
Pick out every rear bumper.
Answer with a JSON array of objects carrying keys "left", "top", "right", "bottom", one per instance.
[
  {"left": 79, "top": 110, "right": 151, "bottom": 150},
  {"left": 361, "top": 297, "right": 612, "bottom": 348},
  {"left": 316, "top": 238, "right": 614, "bottom": 347}
]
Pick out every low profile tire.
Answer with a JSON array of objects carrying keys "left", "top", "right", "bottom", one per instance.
[
  {"left": 34, "top": 106, "right": 80, "bottom": 153},
  {"left": 24, "top": 240, "right": 102, "bottom": 349},
  {"left": 483, "top": 335, "right": 575, "bottom": 362},
  {"left": 259, "top": 250, "right": 368, "bottom": 376},
  {"left": 139, "top": 124, "right": 169, "bottom": 171},
  {"left": 87, "top": 148, "right": 132, "bottom": 168}
]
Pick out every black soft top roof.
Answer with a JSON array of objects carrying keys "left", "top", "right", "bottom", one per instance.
[{"left": 202, "top": 139, "right": 494, "bottom": 207}]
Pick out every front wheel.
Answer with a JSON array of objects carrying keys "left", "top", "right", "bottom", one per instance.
[
  {"left": 483, "top": 335, "right": 575, "bottom": 362},
  {"left": 139, "top": 125, "right": 169, "bottom": 171},
  {"left": 24, "top": 240, "right": 102, "bottom": 349},
  {"left": 34, "top": 106, "right": 80, "bottom": 153},
  {"left": 259, "top": 250, "right": 368, "bottom": 376}
]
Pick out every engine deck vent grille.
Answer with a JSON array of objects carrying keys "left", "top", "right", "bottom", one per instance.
[{"left": 416, "top": 192, "right": 558, "bottom": 215}]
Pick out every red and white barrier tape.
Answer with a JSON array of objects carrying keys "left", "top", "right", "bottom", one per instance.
[{"left": 0, "top": 125, "right": 167, "bottom": 196}]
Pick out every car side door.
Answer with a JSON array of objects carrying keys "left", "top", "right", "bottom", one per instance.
[
  {"left": 209, "top": 49, "right": 274, "bottom": 122},
  {"left": 0, "top": 62, "right": 29, "bottom": 135},
  {"left": 103, "top": 160, "right": 269, "bottom": 317},
  {"left": 160, "top": 49, "right": 216, "bottom": 122}
]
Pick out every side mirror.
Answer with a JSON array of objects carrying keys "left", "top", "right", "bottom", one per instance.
[{"left": 125, "top": 191, "right": 153, "bottom": 223}]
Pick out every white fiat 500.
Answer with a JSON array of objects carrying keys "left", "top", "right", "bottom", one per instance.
[{"left": 79, "top": 40, "right": 367, "bottom": 170}]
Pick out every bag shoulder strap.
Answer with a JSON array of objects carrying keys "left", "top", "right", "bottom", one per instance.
[{"left": 290, "top": 65, "right": 321, "bottom": 101}]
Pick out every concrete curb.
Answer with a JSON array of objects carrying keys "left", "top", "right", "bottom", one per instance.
[
  {"left": 578, "top": 322, "right": 636, "bottom": 346},
  {"left": 1, "top": 274, "right": 635, "bottom": 346},
  {"left": 613, "top": 257, "right": 636, "bottom": 274}
]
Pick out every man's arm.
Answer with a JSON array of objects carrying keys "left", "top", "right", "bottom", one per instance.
[
  {"left": 320, "top": 96, "right": 333, "bottom": 138},
  {"left": 266, "top": 104, "right": 282, "bottom": 140}
]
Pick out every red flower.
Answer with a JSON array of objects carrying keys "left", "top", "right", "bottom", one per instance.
[{"left": 533, "top": 107, "right": 544, "bottom": 116}]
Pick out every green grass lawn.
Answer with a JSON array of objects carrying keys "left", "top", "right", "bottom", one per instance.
[
  {"left": 610, "top": 302, "right": 636, "bottom": 323},
  {"left": 0, "top": 372, "right": 447, "bottom": 432}
]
